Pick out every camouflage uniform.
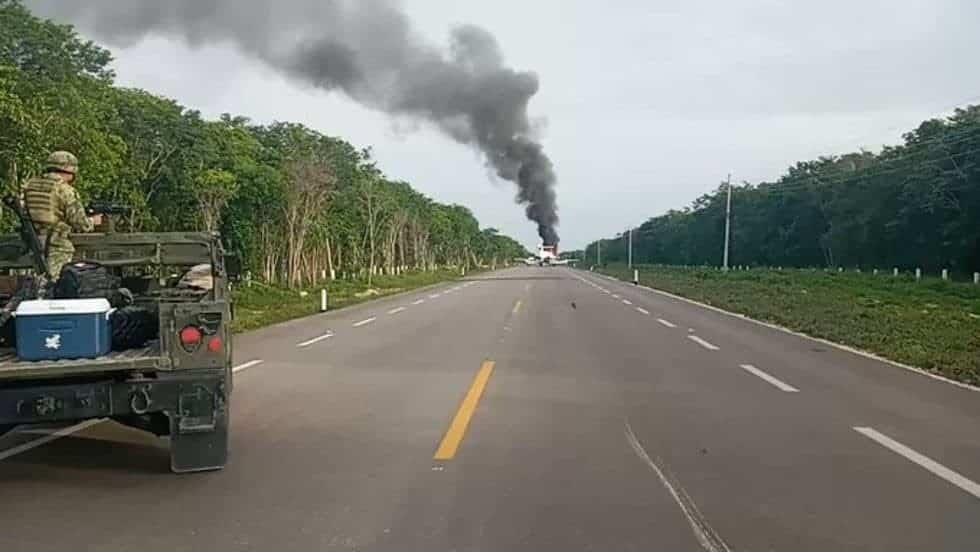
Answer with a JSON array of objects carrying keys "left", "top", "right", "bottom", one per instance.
[{"left": 22, "top": 152, "right": 94, "bottom": 277}]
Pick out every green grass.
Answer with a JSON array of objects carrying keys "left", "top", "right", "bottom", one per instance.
[
  {"left": 596, "top": 264, "right": 980, "bottom": 385},
  {"left": 230, "top": 269, "right": 469, "bottom": 333}
]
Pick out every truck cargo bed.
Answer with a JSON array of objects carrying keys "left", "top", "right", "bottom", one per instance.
[{"left": 0, "top": 342, "right": 165, "bottom": 380}]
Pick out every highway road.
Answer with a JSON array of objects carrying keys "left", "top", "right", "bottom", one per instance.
[{"left": 1, "top": 266, "right": 978, "bottom": 551}]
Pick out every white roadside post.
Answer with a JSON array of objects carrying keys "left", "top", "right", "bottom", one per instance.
[
  {"left": 893, "top": 267, "right": 899, "bottom": 277},
  {"left": 320, "top": 289, "right": 328, "bottom": 312},
  {"left": 873, "top": 268, "right": 878, "bottom": 275},
  {"left": 975, "top": 272, "right": 979, "bottom": 285},
  {"left": 942, "top": 269, "right": 949, "bottom": 281},
  {"left": 915, "top": 268, "right": 922, "bottom": 281},
  {"left": 633, "top": 268, "right": 639, "bottom": 285}
]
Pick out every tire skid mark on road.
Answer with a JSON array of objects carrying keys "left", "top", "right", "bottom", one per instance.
[{"left": 625, "top": 422, "right": 733, "bottom": 552}]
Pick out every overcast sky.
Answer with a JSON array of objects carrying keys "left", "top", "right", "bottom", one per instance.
[{"left": 34, "top": 0, "right": 980, "bottom": 249}]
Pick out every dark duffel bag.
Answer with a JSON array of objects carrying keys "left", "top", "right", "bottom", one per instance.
[
  {"left": 54, "top": 262, "right": 131, "bottom": 308},
  {"left": 110, "top": 306, "right": 159, "bottom": 350}
]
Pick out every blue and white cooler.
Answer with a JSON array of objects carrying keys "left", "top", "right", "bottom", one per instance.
[{"left": 15, "top": 299, "right": 112, "bottom": 361}]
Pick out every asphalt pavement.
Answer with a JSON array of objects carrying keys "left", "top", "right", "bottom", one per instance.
[{"left": 1, "top": 266, "right": 978, "bottom": 551}]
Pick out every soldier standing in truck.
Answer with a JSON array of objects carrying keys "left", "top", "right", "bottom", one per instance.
[{"left": 21, "top": 151, "right": 102, "bottom": 277}]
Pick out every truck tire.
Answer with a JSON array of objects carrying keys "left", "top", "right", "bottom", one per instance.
[{"left": 110, "top": 306, "right": 158, "bottom": 350}]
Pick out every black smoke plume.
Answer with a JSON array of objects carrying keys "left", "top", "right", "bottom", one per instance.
[{"left": 30, "top": 0, "right": 560, "bottom": 244}]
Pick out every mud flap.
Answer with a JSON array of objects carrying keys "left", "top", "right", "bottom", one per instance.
[{"left": 168, "top": 382, "right": 229, "bottom": 473}]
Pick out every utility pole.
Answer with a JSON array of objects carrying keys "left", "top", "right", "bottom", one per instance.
[
  {"left": 597, "top": 240, "right": 601, "bottom": 266},
  {"left": 628, "top": 227, "right": 633, "bottom": 269},
  {"left": 723, "top": 172, "right": 733, "bottom": 271}
]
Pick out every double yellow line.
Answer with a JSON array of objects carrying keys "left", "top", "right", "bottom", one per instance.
[{"left": 433, "top": 360, "right": 495, "bottom": 461}]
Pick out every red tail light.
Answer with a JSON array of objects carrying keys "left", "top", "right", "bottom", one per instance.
[
  {"left": 180, "top": 326, "right": 202, "bottom": 347},
  {"left": 208, "top": 336, "right": 223, "bottom": 353}
]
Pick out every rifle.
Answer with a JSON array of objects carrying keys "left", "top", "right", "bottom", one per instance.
[
  {"left": 0, "top": 196, "right": 51, "bottom": 328},
  {"left": 86, "top": 202, "right": 133, "bottom": 217},
  {"left": 3, "top": 196, "right": 50, "bottom": 280},
  {"left": 86, "top": 202, "right": 133, "bottom": 233}
]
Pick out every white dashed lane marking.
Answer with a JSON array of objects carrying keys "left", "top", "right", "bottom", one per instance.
[
  {"left": 739, "top": 364, "right": 799, "bottom": 392},
  {"left": 233, "top": 360, "right": 265, "bottom": 372},
  {"left": 412, "top": 299, "right": 426, "bottom": 305},
  {"left": 296, "top": 333, "right": 334, "bottom": 348},
  {"left": 353, "top": 318, "right": 377, "bottom": 328},
  {"left": 688, "top": 335, "right": 720, "bottom": 351},
  {"left": 854, "top": 427, "right": 980, "bottom": 499},
  {"left": 387, "top": 307, "right": 406, "bottom": 315},
  {"left": 636, "top": 307, "right": 650, "bottom": 315},
  {"left": 657, "top": 318, "right": 677, "bottom": 328}
]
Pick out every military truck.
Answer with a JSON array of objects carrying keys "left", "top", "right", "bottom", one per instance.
[{"left": 0, "top": 232, "right": 235, "bottom": 473}]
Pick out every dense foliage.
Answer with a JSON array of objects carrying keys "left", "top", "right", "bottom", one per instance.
[
  {"left": 587, "top": 107, "right": 980, "bottom": 274},
  {"left": 0, "top": 0, "right": 527, "bottom": 287}
]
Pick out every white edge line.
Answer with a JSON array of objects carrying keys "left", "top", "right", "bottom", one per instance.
[
  {"left": 739, "top": 364, "right": 799, "bottom": 393},
  {"left": 584, "top": 271, "right": 980, "bottom": 393},
  {"left": 0, "top": 418, "right": 106, "bottom": 462},
  {"left": 657, "top": 318, "right": 677, "bottom": 328},
  {"left": 387, "top": 307, "right": 407, "bottom": 315},
  {"left": 636, "top": 307, "right": 651, "bottom": 315},
  {"left": 625, "top": 422, "right": 732, "bottom": 552},
  {"left": 233, "top": 359, "right": 265, "bottom": 372},
  {"left": 412, "top": 299, "right": 426, "bottom": 305},
  {"left": 688, "top": 335, "right": 720, "bottom": 351},
  {"left": 853, "top": 427, "right": 980, "bottom": 499},
  {"left": 353, "top": 317, "right": 377, "bottom": 327}
]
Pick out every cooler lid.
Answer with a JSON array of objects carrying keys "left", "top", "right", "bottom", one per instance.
[{"left": 16, "top": 298, "right": 112, "bottom": 316}]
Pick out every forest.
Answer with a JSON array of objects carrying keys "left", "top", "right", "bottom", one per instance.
[
  {"left": 584, "top": 106, "right": 980, "bottom": 274},
  {"left": 0, "top": 0, "right": 528, "bottom": 289}
]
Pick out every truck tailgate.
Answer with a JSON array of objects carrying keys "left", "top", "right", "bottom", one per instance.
[{"left": 0, "top": 344, "right": 167, "bottom": 381}]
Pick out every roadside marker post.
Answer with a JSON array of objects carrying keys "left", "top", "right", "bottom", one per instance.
[
  {"left": 894, "top": 268, "right": 899, "bottom": 277},
  {"left": 633, "top": 269, "right": 639, "bottom": 285},
  {"left": 916, "top": 268, "right": 922, "bottom": 281},
  {"left": 321, "top": 289, "right": 328, "bottom": 312},
  {"left": 975, "top": 272, "right": 979, "bottom": 285},
  {"left": 942, "top": 269, "right": 949, "bottom": 281}
]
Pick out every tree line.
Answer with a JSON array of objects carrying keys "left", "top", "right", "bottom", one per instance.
[
  {"left": 0, "top": 0, "right": 527, "bottom": 288},
  {"left": 583, "top": 105, "right": 980, "bottom": 274}
]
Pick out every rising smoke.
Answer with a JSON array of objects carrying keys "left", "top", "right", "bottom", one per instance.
[{"left": 29, "top": 0, "right": 560, "bottom": 244}]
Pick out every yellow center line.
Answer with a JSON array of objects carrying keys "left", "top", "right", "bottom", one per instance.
[
  {"left": 512, "top": 299, "right": 523, "bottom": 315},
  {"left": 433, "top": 360, "right": 496, "bottom": 461}
]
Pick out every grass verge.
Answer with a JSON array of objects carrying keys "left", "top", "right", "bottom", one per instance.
[
  {"left": 230, "top": 269, "right": 469, "bottom": 333},
  {"left": 595, "top": 264, "right": 980, "bottom": 386}
]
